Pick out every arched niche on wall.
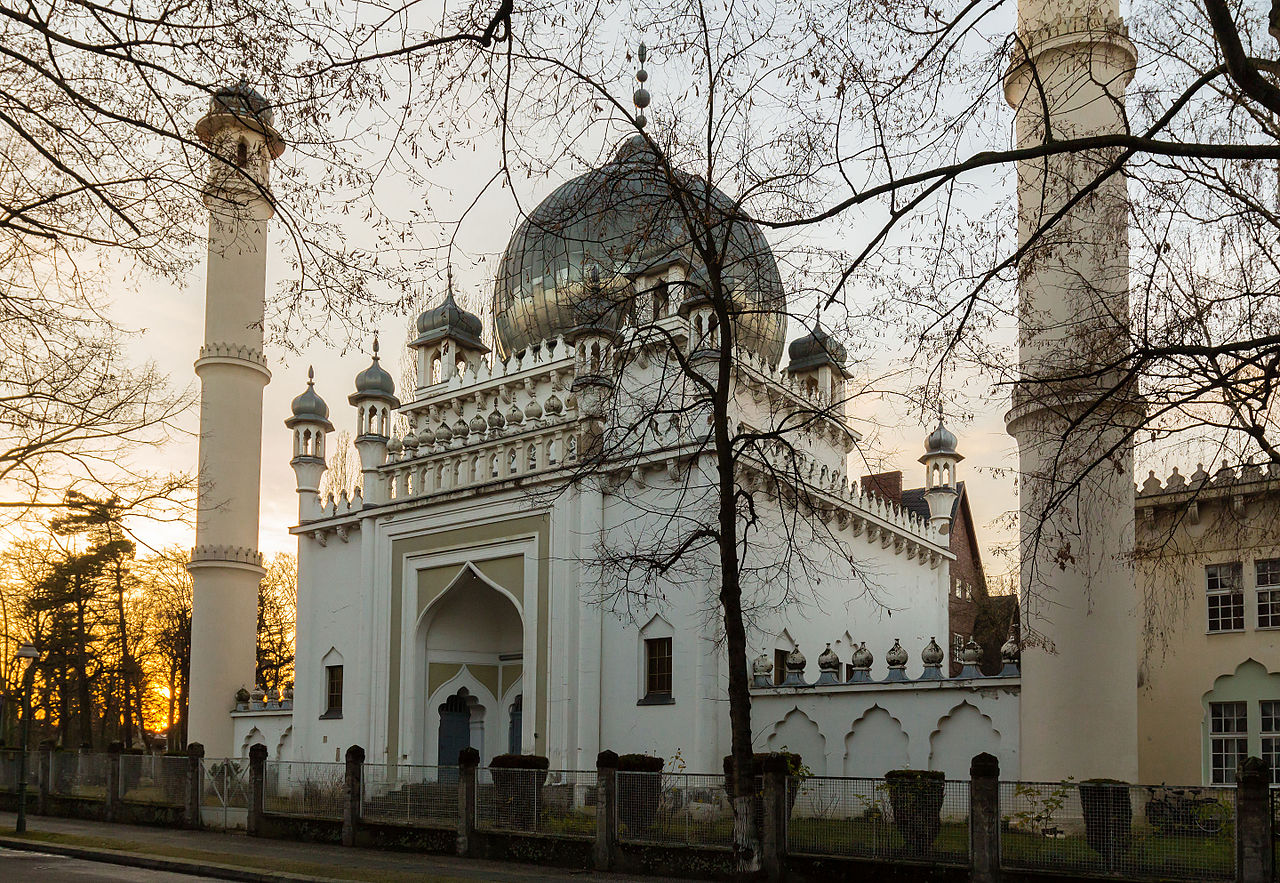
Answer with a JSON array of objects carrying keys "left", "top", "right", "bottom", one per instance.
[
  {"left": 843, "top": 705, "right": 909, "bottom": 777},
  {"left": 929, "top": 701, "right": 1001, "bottom": 780},
  {"left": 766, "top": 708, "right": 827, "bottom": 775}
]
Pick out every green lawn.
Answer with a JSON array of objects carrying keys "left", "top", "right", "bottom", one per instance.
[{"left": 1001, "top": 828, "right": 1234, "bottom": 879}]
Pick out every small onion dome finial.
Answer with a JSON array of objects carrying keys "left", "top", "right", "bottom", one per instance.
[
  {"left": 786, "top": 646, "right": 806, "bottom": 671},
  {"left": 1001, "top": 631, "right": 1019, "bottom": 663},
  {"left": 885, "top": 638, "right": 908, "bottom": 669},
  {"left": 753, "top": 650, "right": 773, "bottom": 676},
  {"left": 633, "top": 41, "right": 651, "bottom": 129},
  {"left": 817, "top": 643, "right": 840, "bottom": 672},
  {"left": 353, "top": 336, "right": 397, "bottom": 399},
  {"left": 925, "top": 419, "right": 959, "bottom": 455},
  {"left": 287, "top": 366, "right": 333, "bottom": 430},
  {"left": 921, "top": 636, "right": 945, "bottom": 667}
]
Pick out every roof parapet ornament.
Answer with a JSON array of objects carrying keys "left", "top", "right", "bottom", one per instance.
[{"left": 633, "top": 42, "right": 651, "bottom": 129}]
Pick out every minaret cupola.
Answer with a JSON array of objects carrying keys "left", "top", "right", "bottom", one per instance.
[
  {"left": 285, "top": 367, "right": 333, "bottom": 519},
  {"left": 348, "top": 337, "right": 399, "bottom": 503},
  {"left": 410, "top": 281, "right": 489, "bottom": 391},
  {"left": 919, "top": 418, "right": 963, "bottom": 535},
  {"left": 567, "top": 266, "right": 622, "bottom": 420},
  {"left": 785, "top": 319, "right": 849, "bottom": 399}
]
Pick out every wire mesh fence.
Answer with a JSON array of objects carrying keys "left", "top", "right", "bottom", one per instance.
[
  {"left": 615, "top": 771, "right": 732, "bottom": 848},
  {"left": 361, "top": 763, "right": 457, "bottom": 828},
  {"left": 264, "top": 760, "right": 347, "bottom": 819},
  {"left": 49, "top": 751, "right": 112, "bottom": 799},
  {"left": 1000, "top": 781, "right": 1235, "bottom": 880},
  {"left": 787, "top": 775, "right": 969, "bottom": 865},
  {"left": 119, "top": 754, "right": 186, "bottom": 804},
  {"left": 476, "top": 768, "right": 597, "bottom": 837},
  {"left": 201, "top": 757, "right": 252, "bottom": 828}
]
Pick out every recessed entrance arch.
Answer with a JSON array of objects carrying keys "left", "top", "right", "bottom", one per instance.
[{"left": 417, "top": 563, "right": 524, "bottom": 767}]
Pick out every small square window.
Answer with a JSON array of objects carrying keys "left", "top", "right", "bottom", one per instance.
[
  {"left": 323, "top": 665, "right": 344, "bottom": 718},
  {"left": 643, "top": 637, "right": 672, "bottom": 702},
  {"left": 1206, "top": 563, "right": 1244, "bottom": 632},
  {"left": 1210, "top": 701, "right": 1248, "bottom": 784}
]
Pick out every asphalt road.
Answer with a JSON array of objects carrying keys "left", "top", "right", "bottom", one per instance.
[{"left": 0, "top": 847, "right": 213, "bottom": 881}]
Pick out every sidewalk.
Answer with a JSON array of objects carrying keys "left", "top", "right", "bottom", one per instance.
[{"left": 0, "top": 812, "right": 671, "bottom": 882}]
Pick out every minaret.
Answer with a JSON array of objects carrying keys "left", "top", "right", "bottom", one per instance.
[
  {"left": 187, "top": 82, "right": 284, "bottom": 754},
  {"left": 919, "top": 421, "right": 961, "bottom": 536},
  {"left": 349, "top": 338, "right": 398, "bottom": 504},
  {"left": 286, "top": 368, "right": 334, "bottom": 520},
  {"left": 1004, "top": 1, "right": 1138, "bottom": 780}
]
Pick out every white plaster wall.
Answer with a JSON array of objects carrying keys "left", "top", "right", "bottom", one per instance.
[{"left": 232, "top": 712, "right": 293, "bottom": 760}]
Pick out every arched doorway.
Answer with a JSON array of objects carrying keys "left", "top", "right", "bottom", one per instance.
[{"left": 439, "top": 690, "right": 474, "bottom": 769}]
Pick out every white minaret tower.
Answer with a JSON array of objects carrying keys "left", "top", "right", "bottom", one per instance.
[
  {"left": 1004, "top": 1, "right": 1138, "bottom": 781},
  {"left": 349, "top": 339, "right": 398, "bottom": 504},
  {"left": 286, "top": 368, "right": 334, "bottom": 520},
  {"left": 920, "top": 421, "right": 961, "bottom": 536},
  {"left": 187, "top": 82, "right": 284, "bottom": 754}
]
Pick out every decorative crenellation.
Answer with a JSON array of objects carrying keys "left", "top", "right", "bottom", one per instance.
[
  {"left": 1010, "top": 12, "right": 1129, "bottom": 61},
  {"left": 751, "top": 635, "right": 1018, "bottom": 690},
  {"left": 197, "top": 342, "right": 268, "bottom": 367},
  {"left": 1136, "top": 461, "right": 1280, "bottom": 498},
  {"left": 232, "top": 683, "right": 293, "bottom": 713},
  {"left": 189, "top": 544, "right": 264, "bottom": 567}
]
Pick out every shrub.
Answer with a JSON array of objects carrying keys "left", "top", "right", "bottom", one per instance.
[
  {"left": 489, "top": 753, "right": 550, "bottom": 770},
  {"left": 616, "top": 754, "right": 664, "bottom": 773},
  {"left": 884, "top": 769, "right": 945, "bottom": 855},
  {"left": 1079, "top": 778, "right": 1132, "bottom": 869}
]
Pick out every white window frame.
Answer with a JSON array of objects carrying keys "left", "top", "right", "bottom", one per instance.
[
  {"left": 1209, "top": 700, "right": 1248, "bottom": 784},
  {"left": 1262, "top": 700, "right": 1280, "bottom": 786},
  {"left": 1256, "top": 559, "right": 1280, "bottom": 630},
  {"left": 1206, "top": 563, "right": 1245, "bottom": 633}
]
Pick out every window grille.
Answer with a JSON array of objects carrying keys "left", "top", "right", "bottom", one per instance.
[
  {"left": 644, "top": 637, "right": 672, "bottom": 699},
  {"left": 325, "top": 665, "right": 344, "bottom": 716},
  {"left": 1206, "top": 563, "right": 1244, "bottom": 632},
  {"left": 1257, "top": 559, "right": 1280, "bottom": 629},
  {"left": 1262, "top": 700, "right": 1279, "bottom": 785},
  {"left": 1209, "top": 701, "right": 1247, "bottom": 784}
]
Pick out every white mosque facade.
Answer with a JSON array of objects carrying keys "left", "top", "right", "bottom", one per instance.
[{"left": 223, "top": 136, "right": 1022, "bottom": 777}]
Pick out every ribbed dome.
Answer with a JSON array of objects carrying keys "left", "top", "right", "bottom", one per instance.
[
  {"left": 925, "top": 420, "right": 958, "bottom": 454},
  {"left": 209, "top": 79, "right": 273, "bottom": 126},
  {"left": 492, "top": 135, "right": 787, "bottom": 364},
  {"left": 786, "top": 321, "right": 847, "bottom": 374},
  {"left": 354, "top": 340, "right": 396, "bottom": 398},
  {"left": 415, "top": 289, "right": 485, "bottom": 350},
  {"left": 289, "top": 368, "right": 330, "bottom": 422}
]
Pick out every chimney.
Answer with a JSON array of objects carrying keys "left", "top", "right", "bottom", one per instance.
[{"left": 861, "top": 470, "right": 903, "bottom": 505}]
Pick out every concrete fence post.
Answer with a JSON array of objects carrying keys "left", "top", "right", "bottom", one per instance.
[
  {"left": 185, "top": 742, "right": 205, "bottom": 829},
  {"left": 1236, "top": 756, "right": 1274, "bottom": 883},
  {"left": 969, "top": 752, "right": 1001, "bottom": 883},
  {"left": 247, "top": 743, "right": 267, "bottom": 837},
  {"left": 104, "top": 742, "right": 122, "bottom": 822},
  {"left": 760, "top": 753, "right": 789, "bottom": 882},
  {"left": 594, "top": 750, "right": 618, "bottom": 871},
  {"left": 457, "top": 747, "right": 479, "bottom": 857},
  {"left": 342, "top": 745, "right": 364, "bottom": 847},
  {"left": 36, "top": 740, "right": 53, "bottom": 815}
]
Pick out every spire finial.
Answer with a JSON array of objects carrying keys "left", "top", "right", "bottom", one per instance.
[
  {"left": 372, "top": 334, "right": 380, "bottom": 360},
  {"left": 307, "top": 365, "right": 315, "bottom": 385},
  {"left": 633, "top": 42, "right": 651, "bottom": 130}
]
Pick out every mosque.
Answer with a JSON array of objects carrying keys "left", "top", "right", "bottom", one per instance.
[{"left": 189, "top": 0, "right": 1150, "bottom": 787}]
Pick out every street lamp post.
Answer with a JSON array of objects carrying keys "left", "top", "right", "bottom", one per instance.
[{"left": 14, "top": 644, "right": 37, "bottom": 834}]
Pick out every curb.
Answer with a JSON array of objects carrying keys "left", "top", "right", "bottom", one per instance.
[{"left": 0, "top": 835, "right": 344, "bottom": 882}]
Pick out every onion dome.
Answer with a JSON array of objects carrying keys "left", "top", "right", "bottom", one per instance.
[
  {"left": 544, "top": 394, "right": 564, "bottom": 417},
  {"left": 525, "top": 397, "right": 543, "bottom": 421},
  {"left": 958, "top": 639, "right": 985, "bottom": 679},
  {"left": 403, "top": 431, "right": 420, "bottom": 452},
  {"left": 921, "top": 637, "right": 945, "bottom": 667},
  {"left": 434, "top": 423, "right": 452, "bottom": 445},
  {"left": 786, "top": 321, "right": 848, "bottom": 375},
  {"left": 209, "top": 80, "right": 273, "bottom": 126},
  {"left": 286, "top": 368, "right": 334, "bottom": 431},
  {"left": 999, "top": 630, "right": 1021, "bottom": 677},
  {"left": 753, "top": 651, "right": 774, "bottom": 677},
  {"left": 387, "top": 436, "right": 403, "bottom": 456},
  {"left": 781, "top": 646, "right": 809, "bottom": 687},
  {"left": 353, "top": 337, "right": 397, "bottom": 399},
  {"left": 453, "top": 417, "right": 470, "bottom": 440},
  {"left": 851, "top": 642, "right": 873, "bottom": 670},
  {"left": 469, "top": 413, "right": 488, "bottom": 435},
  {"left": 488, "top": 404, "right": 506, "bottom": 431},
  {"left": 492, "top": 134, "right": 787, "bottom": 365},
  {"left": 925, "top": 419, "right": 958, "bottom": 455},
  {"left": 414, "top": 288, "right": 486, "bottom": 351},
  {"left": 817, "top": 643, "right": 840, "bottom": 672},
  {"left": 506, "top": 402, "right": 525, "bottom": 426},
  {"left": 885, "top": 639, "right": 908, "bottom": 670}
]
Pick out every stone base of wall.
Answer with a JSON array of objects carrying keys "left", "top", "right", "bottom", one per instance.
[{"left": 472, "top": 831, "right": 594, "bottom": 869}]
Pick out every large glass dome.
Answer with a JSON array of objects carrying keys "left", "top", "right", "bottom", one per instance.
[{"left": 492, "top": 136, "right": 787, "bottom": 365}]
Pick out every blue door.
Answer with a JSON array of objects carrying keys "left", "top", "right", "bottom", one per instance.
[{"left": 438, "top": 693, "right": 472, "bottom": 775}]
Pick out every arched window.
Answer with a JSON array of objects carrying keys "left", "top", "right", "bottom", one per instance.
[
  {"left": 430, "top": 350, "right": 442, "bottom": 384},
  {"left": 527, "top": 444, "right": 537, "bottom": 471},
  {"left": 508, "top": 449, "right": 518, "bottom": 474},
  {"left": 653, "top": 281, "right": 670, "bottom": 319},
  {"left": 567, "top": 436, "right": 578, "bottom": 461},
  {"left": 235, "top": 138, "right": 248, "bottom": 167},
  {"left": 490, "top": 454, "right": 499, "bottom": 478},
  {"left": 508, "top": 695, "right": 523, "bottom": 755}
]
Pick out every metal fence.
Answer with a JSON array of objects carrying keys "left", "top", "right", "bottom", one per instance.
[
  {"left": 476, "top": 767, "right": 597, "bottom": 838},
  {"left": 361, "top": 763, "right": 457, "bottom": 828},
  {"left": 119, "top": 754, "right": 186, "bottom": 804},
  {"left": 49, "top": 751, "right": 112, "bottom": 799},
  {"left": 787, "top": 775, "right": 969, "bottom": 865},
  {"left": 264, "top": 760, "right": 347, "bottom": 820},
  {"left": 1000, "top": 781, "right": 1235, "bottom": 881},
  {"left": 615, "top": 771, "right": 732, "bottom": 848},
  {"left": 202, "top": 757, "right": 251, "bottom": 828},
  {"left": 0, "top": 749, "right": 38, "bottom": 792}
]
